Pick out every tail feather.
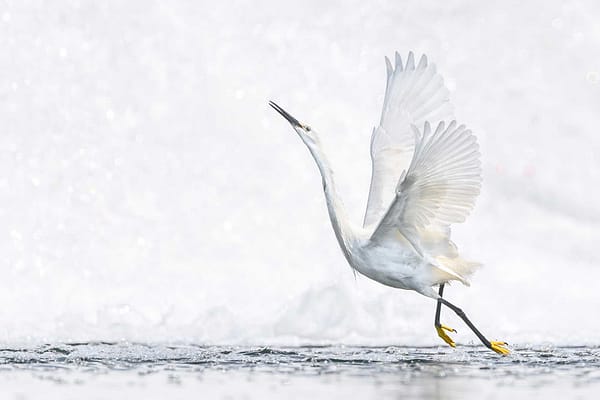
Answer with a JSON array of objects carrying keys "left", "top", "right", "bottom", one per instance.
[{"left": 431, "top": 255, "right": 481, "bottom": 286}]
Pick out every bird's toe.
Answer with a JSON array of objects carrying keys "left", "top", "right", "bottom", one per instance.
[
  {"left": 490, "top": 341, "right": 510, "bottom": 355},
  {"left": 436, "top": 325, "right": 456, "bottom": 348}
]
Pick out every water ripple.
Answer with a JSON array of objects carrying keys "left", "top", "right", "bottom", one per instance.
[{"left": 0, "top": 343, "right": 598, "bottom": 382}]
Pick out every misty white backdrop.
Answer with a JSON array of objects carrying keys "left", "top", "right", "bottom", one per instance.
[{"left": 0, "top": 1, "right": 598, "bottom": 346}]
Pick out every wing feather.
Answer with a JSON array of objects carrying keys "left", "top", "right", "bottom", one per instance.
[
  {"left": 370, "top": 121, "right": 482, "bottom": 258},
  {"left": 363, "top": 52, "right": 453, "bottom": 229}
]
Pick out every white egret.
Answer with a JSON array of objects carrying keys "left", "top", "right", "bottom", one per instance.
[{"left": 269, "top": 52, "right": 508, "bottom": 355}]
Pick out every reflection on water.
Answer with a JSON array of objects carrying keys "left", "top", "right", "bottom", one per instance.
[{"left": 1, "top": 343, "right": 599, "bottom": 399}]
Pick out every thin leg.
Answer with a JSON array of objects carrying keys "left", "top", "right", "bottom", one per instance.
[
  {"left": 434, "top": 284, "right": 457, "bottom": 347},
  {"left": 434, "top": 284, "right": 445, "bottom": 328},
  {"left": 439, "top": 297, "right": 509, "bottom": 355}
]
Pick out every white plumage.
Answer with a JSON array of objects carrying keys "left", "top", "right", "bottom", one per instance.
[
  {"left": 270, "top": 51, "right": 508, "bottom": 354},
  {"left": 364, "top": 52, "right": 453, "bottom": 229},
  {"left": 370, "top": 120, "right": 482, "bottom": 289}
]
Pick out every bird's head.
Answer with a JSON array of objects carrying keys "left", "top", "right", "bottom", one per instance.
[{"left": 269, "top": 101, "right": 319, "bottom": 147}]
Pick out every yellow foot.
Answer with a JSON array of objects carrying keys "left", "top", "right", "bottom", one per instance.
[
  {"left": 436, "top": 325, "right": 457, "bottom": 348},
  {"left": 490, "top": 341, "right": 510, "bottom": 355}
]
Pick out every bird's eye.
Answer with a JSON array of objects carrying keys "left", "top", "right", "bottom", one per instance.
[{"left": 305, "top": 125, "right": 312, "bottom": 132}]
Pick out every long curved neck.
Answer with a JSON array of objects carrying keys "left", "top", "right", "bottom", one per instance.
[{"left": 306, "top": 143, "right": 356, "bottom": 260}]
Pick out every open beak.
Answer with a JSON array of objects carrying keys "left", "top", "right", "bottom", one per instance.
[{"left": 269, "top": 101, "right": 303, "bottom": 128}]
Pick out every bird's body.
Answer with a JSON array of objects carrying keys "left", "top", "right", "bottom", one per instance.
[
  {"left": 270, "top": 51, "right": 508, "bottom": 354},
  {"left": 318, "top": 183, "right": 446, "bottom": 298},
  {"left": 351, "top": 233, "right": 443, "bottom": 296}
]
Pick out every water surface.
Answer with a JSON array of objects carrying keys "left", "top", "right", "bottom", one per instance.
[{"left": 1, "top": 343, "right": 598, "bottom": 399}]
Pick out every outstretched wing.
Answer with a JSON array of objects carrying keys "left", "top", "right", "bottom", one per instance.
[
  {"left": 370, "top": 121, "right": 481, "bottom": 258},
  {"left": 363, "top": 52, "right": 454, "bottom": 229}
]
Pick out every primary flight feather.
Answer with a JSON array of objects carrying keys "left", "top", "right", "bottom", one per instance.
[{"left": 269, "top": 51, "right": 508, "bottom": 355}]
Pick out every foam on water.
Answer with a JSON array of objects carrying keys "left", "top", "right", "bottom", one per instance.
[
  {"left": 1, "top": 343, "right": 599, "bottom": 399},
  {"left": 2, "top": 343, "right": 599, "bottom": 377}
]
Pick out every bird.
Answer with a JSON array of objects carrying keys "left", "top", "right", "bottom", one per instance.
[{"left": 269, "top": 51, "right": 508, "bottom": 355}]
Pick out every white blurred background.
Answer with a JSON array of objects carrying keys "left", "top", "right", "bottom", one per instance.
[{"left": 0, "top": 0, "right": 598, "bottom": 346}]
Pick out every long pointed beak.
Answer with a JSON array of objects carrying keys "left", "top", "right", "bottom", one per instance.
[{"left": 269, "top": 100, "right": 302, "bottom": 128}]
